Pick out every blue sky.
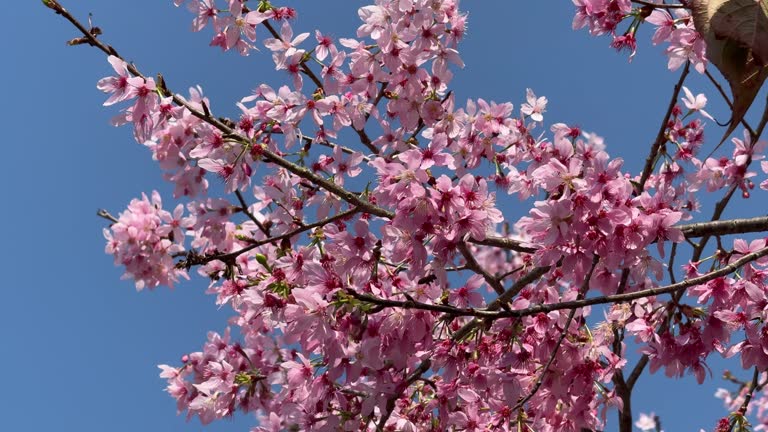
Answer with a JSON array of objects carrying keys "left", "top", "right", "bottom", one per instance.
[{"left": 4, "top": 1, "right": 767, "bottom": 431}]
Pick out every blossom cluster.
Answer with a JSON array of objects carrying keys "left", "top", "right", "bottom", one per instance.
[
  {"left": 573, "top": 0, "right": 707, "bottom": 72},
  {"left": 104, "top": 191, "right": 189, "bottom": 290},
  {"left": 68, "top": 0, "right": 768, "bottom": 430}
]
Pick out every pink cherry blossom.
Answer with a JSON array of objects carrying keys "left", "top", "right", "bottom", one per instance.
[{"left": 45, "top": 0, "right": 768, "bottom": 430}]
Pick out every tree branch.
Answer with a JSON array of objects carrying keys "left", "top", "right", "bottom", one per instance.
[
  {"left": 260, "top": 20, "right": 378, "bottom": 155},
  {"left": 705, "top": 69, "right": 756, "bottom": 138},
  {"left": 494, "top": 246, "right": 768, "bottom": 318},
  {"left": 513, "top": 255, "right": 599, "bottom": 413},
  {"left": 451, "top": 265, "right": 552, "bottom": 341},
  {"left": 347, "top": 289, "right": 496, "bottom": 317},
  {"left": 177, "top": 207, "right": 359, "bottom": 268},
  {"left": 376, "top": 360, "right": 431, "bottom": 431},
  {"left": 458, "top": 241, "right": 505, "bottom": 295},
  {"left": 44, "top": 1, "right": 395, "bottom": 220},
  {"left": 468, "top": 236, "right": 537, "bottom": 253},
  {"left": 631, "top": 0, "right": 687, "bottom": 8},
  {"left": 679, "top": 216, "right": 768, "bottom": 239},
  {"left": 637, "top": 61, "right": 690, "bottom": 193}
]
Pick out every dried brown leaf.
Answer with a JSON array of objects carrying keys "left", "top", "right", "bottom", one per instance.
[{"left": 692, "top": 0, "right": 768, "bottom": 149}]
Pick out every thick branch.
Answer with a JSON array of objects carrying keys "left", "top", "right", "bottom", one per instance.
[
  {"left": 679, "top": 216, "right": 768, "bottom": 239},
  {"left": 477, "top": 215, "right": 768, "bottom": 256},
  {"left": 738, "top": 368, "right": 761, "bottom": 417},
  {"left": 495, "top": 246, "right": 768, "bottom": 318},
  {"left": 468, "top": 236, "right": 537, "bottom": 254},
  {"left": 458, "top": 242, "right": 505, "bottom": 295}
]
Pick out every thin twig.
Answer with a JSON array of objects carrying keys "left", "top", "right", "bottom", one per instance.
[
  {"left": 235, "top": 190, "right": 271, "bottom": 237},
  {"left": 631, "top": 0, "right": 687, "bottom": 8},
  {"left": 512, "top": 255, "right": 600, "bottom": 413},
  {"left": 178, "top": 207, "right": 359, "bottom": 267},
  {"left": 45, "top": 1, "right": 395, "bottom": 220},
  {"left": 705, "top": 69, "right": 756, "bottom": 137},
  {"left": 458, "top": 242, "right": 505, "bottom": 295},
  {"left": 260, "top": 20, "right": 379, "bottom": 155},
  {"left": 376, "top": 360, "right": 432, "bottom": 431},
  {"left": 637, "top": 62, "right": 690, "bottom": 193},
  {"left": 96, "top": 209, "right": 119, "bottom": 224}
]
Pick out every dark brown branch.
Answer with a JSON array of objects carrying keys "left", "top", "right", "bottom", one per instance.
[
  {"left": 614, "top": 370, "right": 634, "bottom": 432},
  {"left": 347, "top": 290, "right": 496, "bottom": 317},
  {"left": 260, "top": 20, "right": 323, "bottom": 89},
  {"left": 458, "top": 242, "right": 505, "bottom": 295},
  {"left": 96, "top": 209, "right": 119, "bottom": 224},
  {"left": 468, "top": 236, "right": 537, "bottom": 254},
  {"left": 42, "top": 0, "right": 233, "bottom": 132},
  {"left": 628, "top": 143, "right": 763, "bottom": 397},
  {"left": 738, "top": 368, "right": 761, "bottom": 417},
  {"left": 261, "top": 147, "right": 394, "bottom": 218},
  {"left": 494, "top": 246, "right": 768, "bottom": 318},
  {"left": 477, "top": 215, "right": 768, "bottom": 257},
  {"left": 235, "top": 190, "right": 271, "bottom": 237},
  {"left": 261, "top": 20, "right": 378, "bottom": 155},
  {"left": 679, "top": 216, "right": 768, "bottom": 239}
]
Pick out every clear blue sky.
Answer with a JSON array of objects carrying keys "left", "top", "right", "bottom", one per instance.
[{"left": 4, "top": 1, "right": 766, "bottom": 431}]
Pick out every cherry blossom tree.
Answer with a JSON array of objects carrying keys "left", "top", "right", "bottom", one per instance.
[{"left": 42, "top": 0, "right": 768, "bottom": 430}]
